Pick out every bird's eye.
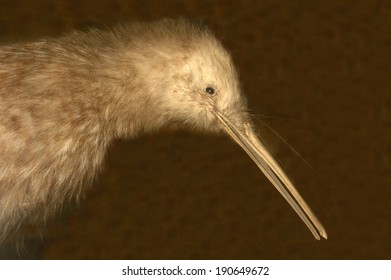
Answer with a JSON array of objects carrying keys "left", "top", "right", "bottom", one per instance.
[{"left": 205, "top": 86, "right": 215, "bottom": 95}]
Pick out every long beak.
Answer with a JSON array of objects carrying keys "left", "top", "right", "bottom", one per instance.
[{"left": 214, "top": 111, "right": 327, "bottom": 240}]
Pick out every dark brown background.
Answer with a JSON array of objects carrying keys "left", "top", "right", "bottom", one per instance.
[{"left": 0, "top": 0, "right": 390, "bottom": 259}]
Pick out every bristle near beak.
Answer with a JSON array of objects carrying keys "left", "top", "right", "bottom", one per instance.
[{"left": 214, "top": 111, "right": 327, "bottom": 240}]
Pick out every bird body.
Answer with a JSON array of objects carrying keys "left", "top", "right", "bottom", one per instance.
[{"left": 0, "top": 18, "right": 326, "bottom": 242}]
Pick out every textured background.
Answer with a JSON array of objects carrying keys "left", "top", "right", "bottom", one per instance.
[{"left": 0, "top": 0, "right": 390, "bottom": 259}]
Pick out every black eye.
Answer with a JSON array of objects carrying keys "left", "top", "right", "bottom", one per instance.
[{"left": 205, "top": 86, "right": 215, "bottom": 95}]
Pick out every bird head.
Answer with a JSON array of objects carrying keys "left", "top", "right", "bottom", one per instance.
[{"left": 127, "top": 18, "right": 327, "bottom": 239}]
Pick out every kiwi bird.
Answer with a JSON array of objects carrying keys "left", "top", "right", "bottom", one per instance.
[{"left": 0, "top": 18, "right": 327, "bottom": 241}]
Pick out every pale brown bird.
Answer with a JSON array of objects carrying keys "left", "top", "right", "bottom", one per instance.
[{"left": 0, "top": 18, "right": 327, "bottom": 242}]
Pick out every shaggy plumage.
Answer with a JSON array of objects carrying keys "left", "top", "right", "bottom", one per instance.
[{"left": 0, "top": 18, "right": 326, "bottom": 242}]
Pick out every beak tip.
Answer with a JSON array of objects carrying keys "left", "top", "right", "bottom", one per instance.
[{"left": 315, "top": 228, "right": 328, "bottom": 240}]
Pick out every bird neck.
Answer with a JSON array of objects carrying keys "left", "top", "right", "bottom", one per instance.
[{"left": 96, "top": 41, "right": 174, "bottom": 140}]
